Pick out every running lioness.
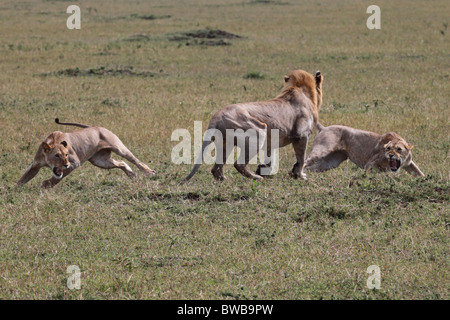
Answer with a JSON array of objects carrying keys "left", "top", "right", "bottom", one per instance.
[{"left": 17, "top": 119, "right": 155, "bottom": 188}]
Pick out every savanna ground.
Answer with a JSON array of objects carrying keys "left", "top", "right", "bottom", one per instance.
[{"left": 0, "top": 0, "right": 448, "bottom": 300}]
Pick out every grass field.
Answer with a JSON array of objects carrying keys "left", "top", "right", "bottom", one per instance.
[{"left": 0, "top": 0, "right": 448, "bottom": 299}]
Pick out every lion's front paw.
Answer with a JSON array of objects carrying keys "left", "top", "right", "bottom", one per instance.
[{"left": 41, "top": 180, "right": 54, "bottom": 188}]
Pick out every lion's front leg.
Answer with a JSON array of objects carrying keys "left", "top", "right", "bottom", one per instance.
[
  {"left": 290, "top": 138, "right": 308, "bottom": 180},
  {"left": 403, "top": 161, "right": 425, "bottom": 177},
  {"left": 17, "top": 162, "right": 43, "bottom": 186},
  {"left": 41, "top": 177, "right": 60, "bottom": 189},
  {"left": 41, "top": 167, "right": 75, "bottom": 188}
]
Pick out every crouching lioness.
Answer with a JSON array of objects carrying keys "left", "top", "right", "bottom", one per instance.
[
  {"left": 304, "top": 123, "right": 425, "bottom": 177},
  {"left": 185, "top": 69, "right": 324, "bottom": 181},
  {"left": 17, "top": 119, "right": 155, "bottom": 188}
]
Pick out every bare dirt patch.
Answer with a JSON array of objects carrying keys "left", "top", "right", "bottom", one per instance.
[
  {"left": 40, "top": 66, "right": 157, "bottom": 77},
  {"left": 168, "top": 29, "right": 243, "bottom": 46}
]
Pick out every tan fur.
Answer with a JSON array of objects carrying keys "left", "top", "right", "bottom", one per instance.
[
  {"left": 185, "top": 69, "right": 324, "bottom": 181},
  {"left": 17, "top": 120, "right": 155, "bottom": 188},
  {"left": 304, "top": 124, "right": 425, "bottom": 177}
]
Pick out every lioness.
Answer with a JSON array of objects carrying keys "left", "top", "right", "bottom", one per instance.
[
  {"left": 185, "top": 69, "right": 323, "bottom": 181},
  {"left": 17, "top": 118, "right": 155, "bottom": 188},
  {"left": 304, "top": 123, "right": 425, "bottom": 176}
]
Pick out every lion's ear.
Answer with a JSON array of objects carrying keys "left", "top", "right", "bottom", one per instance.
[
  {"left": 284, "top": 75, "right": 289, "bottom": 83},
  {"left": 381, "top": 133, "right": 395, "bottom": 145},
  {"left": 61, "top": 141, "right": 68, "bottom": 148},
  {"left": 41, "top": 142, "right": 52, "bottom": 153},
  {"left": 315, "top": 71, "right": 322, "bottom": 85},
  {"left": 406, "top": 144, "right": 414, "bottom": 150}
]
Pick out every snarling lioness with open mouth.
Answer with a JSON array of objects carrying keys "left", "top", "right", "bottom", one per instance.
[
  {"left": 17, "top": 118, "right": 155, "bottom": 188},
  {"left": 304, "top": 123, "right": 425, "bottom": 177}
]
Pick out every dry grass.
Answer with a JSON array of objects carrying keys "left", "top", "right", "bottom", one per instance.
[{"left": 0, "top": 0, "right": 448, "bottom": 299}]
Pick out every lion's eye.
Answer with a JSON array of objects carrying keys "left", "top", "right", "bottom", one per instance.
[
  {"left": 386, "top": 147, "right": 391, "bottom": 151},
  {"left": 66, "top": 154, "right": 68, "bottom": 157},
  {"left": 55, "top": 154, "right": 60, "bottom": 158},
  {"left": 397, "top": 148, "right": 402, "bottom": 152}
]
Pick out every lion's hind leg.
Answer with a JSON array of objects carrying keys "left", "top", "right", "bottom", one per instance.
[
  {"left": 255, "top": 147, "right": 272, "bottom": 177},
  {"left": 107, "top": 139, "right": 155, "bottom": 176},
  {"left": 89, "top": 149, "right": 137, "bottom": 179},
  {"left": 305, "top": 150, "right": 348, "bottom": 172},
  {"left": 234, "top": 143, "right": 264, "bottom": 180},
  {"left": 232, "top": 117, "right": 267, "bottom": 180},
  {"left": 211, "top": 140, "right": 233, "bottom": 181}
]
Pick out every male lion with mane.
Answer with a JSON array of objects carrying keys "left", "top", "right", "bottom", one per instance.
[
  {"left": 185, "top": 69, "right": 323, "bottom": 181},
  {"left": 17, "top": 119, "right": 155, "bottom": 188}
]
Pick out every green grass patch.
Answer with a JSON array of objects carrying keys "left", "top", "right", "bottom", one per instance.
[{"left": 0, "top": 0, "right": 448, "bottom": 300}]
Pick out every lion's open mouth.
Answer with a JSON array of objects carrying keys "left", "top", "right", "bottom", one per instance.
[
  {"left": 53, "top": 167, "right": 63, "bottom": 179},
  {"left": 389, "top": 158, "right": 401, "bottom": 172}
]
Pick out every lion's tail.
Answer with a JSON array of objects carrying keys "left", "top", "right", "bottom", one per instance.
[
  {"left": 317, "top": 122, "right": 325, "bottom": 132},
  {"left": 184, "top": 130, "right": 215, "bottom": 182},
  {"left": 55, "top": 118, "right": 89, "bottom": 128}
]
